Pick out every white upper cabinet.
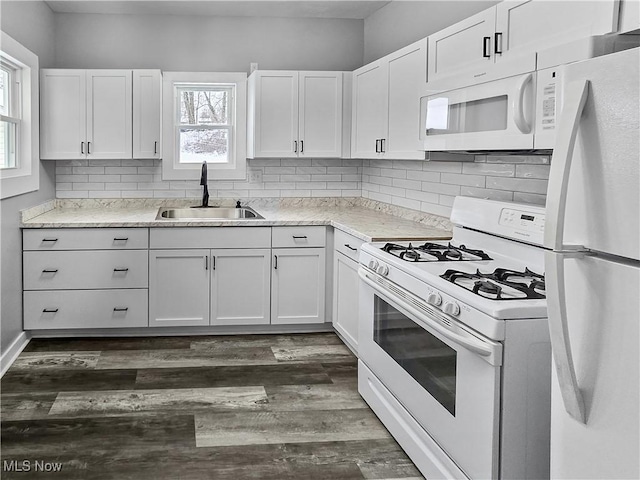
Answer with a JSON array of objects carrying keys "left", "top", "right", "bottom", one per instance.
[
  {"left": 495, "top": 0, "right": 620, "bottom": 62},
  {"left": 427, "top": 8, "right": 496, "bottom": 89},
  {"left": 40, "top": 70, "right": 87, "bottom": 160},
  {"left": 352, "top": 38, "right": 427, "bottom": 160},
  {"left": 41, "top": 69, "right": 162, "bottom": 160},
  {"left": 248, "top": 71, "right": 344, "bottom": 158},
  {"left": 86, "top": 70, "right": 132, "bottom": 159},
  {"left": 133, "top": 70, "right": 162, "bottom": 159},
  {"left": 428, "top": 0, "right": 620, "bottom": 91}
]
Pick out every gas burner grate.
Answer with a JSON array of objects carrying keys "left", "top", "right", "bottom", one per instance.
[
  {"left": 440, "top": 268, "right": 545, "bottom": 300},
  {"left": 380, "top": 242, "right": 492, "bottom": 262}
]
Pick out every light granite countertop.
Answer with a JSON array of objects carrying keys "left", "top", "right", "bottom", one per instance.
[{"left": 21, "top": 198, "right": 453, "bottom": 243}]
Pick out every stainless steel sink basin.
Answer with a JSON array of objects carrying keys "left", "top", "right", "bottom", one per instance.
[{"left": 156, "top": 207, "right": 264, "bottom": 220}]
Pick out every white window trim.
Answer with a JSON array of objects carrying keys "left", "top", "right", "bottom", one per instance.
[
  {"left": 162, "top": 72, "right": 247, "bottom": 181},
  {"left": 0, "top": 32, "right": 39, "bottom": 199}
]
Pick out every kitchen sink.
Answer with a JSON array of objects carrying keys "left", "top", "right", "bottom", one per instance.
[{"left": 156, "top": 207, "right": 264, "bottom": 220}]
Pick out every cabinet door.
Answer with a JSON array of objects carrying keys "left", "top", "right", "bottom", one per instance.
[
  {"left": 272, "top": 248, "right": 326, "bottom": 325},
  {"left": 299, "top": 72, "right": 343, "bottom": 158},
  {"left": 210, "top": 249, "right": 271, "bottom": 326},
  {"left": 495, "top": 0, "right": 620, "bottom": 64},
  {"left": 86, "top": 70, "right": 132, "bottom": 159},
  {"left": 149, "top": 250, "right": 210, "bottom": 327},
  {"left": 427, "top": 7, "right": 496, "bottom": 87},
  {"left": 385, "top": 39, "right": 427, "bottom": 160},
  {"left": 253, "top": 71, "right": 299, "bottom": 157},
  {"left": 133, "top": 70, "right": 162, "bottom": 159},
  {"left": 332, "top": 252, "right": 359, "bottom": 353},
  {"left": 40, "top": 69, "right": 86, "bottom": 160},
  {"left": 351, "top": 61, "right": 386, "bottom": 158}
]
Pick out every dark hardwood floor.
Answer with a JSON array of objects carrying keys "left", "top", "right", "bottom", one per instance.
[{"left": 1, "top": 333, "right": 423, "bottom": 479}]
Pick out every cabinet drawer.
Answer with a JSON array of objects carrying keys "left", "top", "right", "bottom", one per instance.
[
  {"left": 23, "top": 228, "right": 148, "bottom": 250},
  {"left": 24, "top": 289, "right": 148, "bottom": 330},
  {"left": 24, "top": 250, "right": 148, "bottom": 290},
  {"left": 334, "top": 229, "right": 364, "bottom": 262},
  {"left": 150, "top": 227, "right": 271, "bottom": 249},
  {"left": 272, "top": 226, "right": 326, "bottom": 248}
]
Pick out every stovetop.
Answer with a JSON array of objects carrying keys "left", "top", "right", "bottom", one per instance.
[{"left": 381, "top": 242, "right": 493, "bottom": 262}]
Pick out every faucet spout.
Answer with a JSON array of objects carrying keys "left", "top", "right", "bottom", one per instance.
[{"left": 200, "top": 162, "right": 209, "bottom": 207}]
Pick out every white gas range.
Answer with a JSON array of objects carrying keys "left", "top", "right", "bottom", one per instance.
[{"left": 357, "top": 197, "right": 552, "bottom": 480}]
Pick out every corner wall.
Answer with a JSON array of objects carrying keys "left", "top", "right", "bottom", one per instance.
[{"left": 1, "top": 0, "right": 56, "bottom": 355}]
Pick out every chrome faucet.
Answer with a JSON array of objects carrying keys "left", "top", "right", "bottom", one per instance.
[{"left": 200, "top": 161, "right": 209, "bottom": 207}]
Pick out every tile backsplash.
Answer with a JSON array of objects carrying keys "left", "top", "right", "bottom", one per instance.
[{"left": 55, "top": 155, "right": 550, "bottom": 217}]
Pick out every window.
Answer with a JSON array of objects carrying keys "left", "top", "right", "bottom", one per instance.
[
  {"left": 0, "top": 32, "right": 39, "bottom": 199},
  {"left": 176, "top": 85, "right": 233, "bottom": 164},
  {"left": 162, "top": 72, "right": 247, "bottom": 181},
  {"left": 1, "top": 61, "right": 19, "bottom": 170}
]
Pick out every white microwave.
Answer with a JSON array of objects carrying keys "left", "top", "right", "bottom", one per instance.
[{"left": 420, "top": 71, "right": 539, "bottom": 152}]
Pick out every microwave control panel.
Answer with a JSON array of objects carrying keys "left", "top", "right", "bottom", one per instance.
[{"left": 499, "top": 208, "right": 545, "bottom": 233}]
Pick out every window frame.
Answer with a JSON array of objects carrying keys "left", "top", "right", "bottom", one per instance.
[
  {"left": 162, "top": 72, "right": 247, "bottom": 181},
  {"left": 0, "top": 32, "right": 39, "bottom": 199}
]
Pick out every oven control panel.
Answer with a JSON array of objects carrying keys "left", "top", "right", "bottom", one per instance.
[{"left": 499, "top": 208, "right": 545, "bottom": 233}]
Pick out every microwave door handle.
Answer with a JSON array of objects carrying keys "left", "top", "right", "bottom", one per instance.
[
  {"left": 513, "top": 73, "right": 533, "bottom": 134},
  {"left": 358, "top": 268, "right": 499, "bottom": 361},
  {"left": 545, "top": 251, "right": 586, "bottom": 423},
  {"left": 544, "top": 79, "right": 590, "bottom": 251}
]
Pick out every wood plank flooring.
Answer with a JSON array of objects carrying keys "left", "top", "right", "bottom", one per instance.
[{"left": 1, "top": 333, "right": 423, "bottom": 479}]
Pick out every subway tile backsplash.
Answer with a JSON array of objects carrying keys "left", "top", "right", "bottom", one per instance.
[{"left": 55, "top": 155, "right": 551, "bottom": 217}]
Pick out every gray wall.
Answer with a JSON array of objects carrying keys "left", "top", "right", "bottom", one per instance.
[
  {"left": 54, "top": 13, "right": 364, "bottom": 71},
  {"left": 1, "top": 1, "right": 56, "bottom": 354},
  {"left": 363, "top": 0, "right": 499, "bottom": 63}
]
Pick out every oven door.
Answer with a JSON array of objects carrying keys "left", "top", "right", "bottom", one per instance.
[
  {"left": 358, "top": 266, "right": 502, "bottom": 480},
  {"left": 420, "top": 72, "right": 536, "bottom": 151}
]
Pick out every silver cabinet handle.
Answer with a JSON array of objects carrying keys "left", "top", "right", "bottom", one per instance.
[
  {"left": 81, "top": 142, "right": 84, "bottom": 154},
  {"left": 301, "top": 140, "right": 304, "bottom": 153},
  {"left": 375, "top": 139, "right": 380, "bottom": 153},
  {"left": 154, "top": 141, "right": 158, "bottom": 154},
  {"left": 114, "top": 237, "right": 128, "bottom": 242},
  {"left": 294, "top": 140, "right": 298, "bottom": 153},
  {"left": 87, "top": 141, "right": 91, "bottom": 154},
  {"left": 381, "top": 138, "right": 386, "bottom": 153}
]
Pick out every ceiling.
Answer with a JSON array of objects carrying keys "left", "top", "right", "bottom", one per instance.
[{"left": 44, "top": 1, "right": 392, "bottom": 19}]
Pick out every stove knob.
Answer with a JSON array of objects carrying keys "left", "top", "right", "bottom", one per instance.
[
  {"left": 443, "top": 302, "right": 460, "bottom": 316},
  {"left": 368, "top": 259, "right": 379, "bottom": 271},
  {"left": 377, "top": 264, "right": 389, "bottom": 276},
  {"left": 426, "top": 292, "right": 442, "bottom": 306}
]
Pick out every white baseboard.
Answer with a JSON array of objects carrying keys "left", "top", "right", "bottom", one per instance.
[{"left": 1, "top": 331, "right": 31, "bottom": 377}]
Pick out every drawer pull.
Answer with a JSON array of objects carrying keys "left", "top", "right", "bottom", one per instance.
[
  {"left": 42, "top": 269, "right": 59, "bottom": 273},
  {"left": 274, "top": 255, "right": 278, "bottom": 270},
  {"left": 42, "top": 238, "right": 58, "bottom": 243},
  {"left": 43, "top": 308, "right": 59, "bottom": 313},
  {"left": 113, "top": 307, "right": 129, "bottom": 312},
  {"left": 113, "top": 237, "right": 128, "bottom": 242},
  {"left": 113, "top": 268, "right": 129, "bottom": 272},
  {"left": 344, "top": 244, "right": 357, "bottom": 251},
  {"left": 292, "top": 235, "right": 308, "bottom": 239}
]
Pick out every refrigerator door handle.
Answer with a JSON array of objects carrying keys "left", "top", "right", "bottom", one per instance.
[
  {"left": 545, "top": 251, "right": 586, "bottom": 423},
  {"left": 544, "top": 79, "right": 590, "bottom": 252}
]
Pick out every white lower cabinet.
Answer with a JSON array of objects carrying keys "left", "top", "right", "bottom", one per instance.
[
  {"left": 211, "top": 249, "right": 271, "bottom": 326},
  {"left": 271, "top": 248, "right": 326, "bottom": 325},
  {"left": 148, "top": 249, "right": 210, "bottom": 327},
  {"left": 332, "top": 230, "right": 363, "bottom": 353},
  {"left": 149, "top": 248, "right": 271, "bottom": 327}
]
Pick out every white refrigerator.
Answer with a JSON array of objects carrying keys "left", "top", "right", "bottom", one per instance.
[{"left": 544, "top": 47, "right": 639, "bottom": 479}]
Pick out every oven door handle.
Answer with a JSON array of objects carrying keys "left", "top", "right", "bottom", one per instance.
[{"left": 359, "top": 268, "right": 501, "bottom": 364}]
